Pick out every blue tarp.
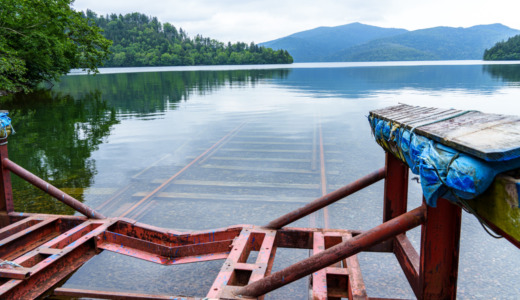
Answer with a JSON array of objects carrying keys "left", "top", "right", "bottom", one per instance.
[
  {"left": 369, "top": 116, "right": 520, "bottom": 207},
  {"left": 0, "top": 112, "right": 11, "bottom": 129},
  {"left": 0, "top": 112, "right": 12, "bottom": 139}
]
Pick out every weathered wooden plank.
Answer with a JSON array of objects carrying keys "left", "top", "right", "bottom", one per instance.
[
  {"left": 207, "top": 156, "right": 313, "bottom": 162},
  {"left": 370, "top": 104, "right": 520, "bottom": 161},
  {"left": 228, "top": 141, "right": 317, "bottom": 145},
  {"left": 206, "top": 148, "right": 313, "bottom": 153},
  {"left": 200, "top": 164, "right": 316, "bottom": 174},
  {"left": 154, "top": 179, "right": 320, "bottom": 189},
  {"left": 200, "top": 164, "right": 340, "bottom": 175},
  {"left": 131, "top": 192, "right": 313, "bottom": 203},
  {"left": 59, "top": 188, "right": 118, "bottom": 195},
  {"left": 206, "top": 156, "right": 344, "bottom": 163}
]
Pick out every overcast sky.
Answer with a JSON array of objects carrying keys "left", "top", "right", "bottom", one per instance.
[{"left": 73, "top": 0, "right": 520, "bottom": 43}]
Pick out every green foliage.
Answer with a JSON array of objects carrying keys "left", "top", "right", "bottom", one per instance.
[
  {"left": 86, "top": 11, "right": 293, "bottom": 67},
  {"left": 0, "top": 0, "right": 112, "bottom": 94},
  {"left": 0, "top": 90, "right": 118, "bottom": 213},
  {"left": 484, "top": 35, "right": 520, "bottom": 60},
  {"left": 54, "top": 69, "right": 291, "bottom": 115},
  {"left": 2, "top": 68, "right": 289, "bottom": 213},
  {"left": 0, "top": 44, "right": 29, "bottom": 95}
]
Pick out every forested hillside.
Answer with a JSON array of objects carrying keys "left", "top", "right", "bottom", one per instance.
[
  {"left": 484, "top": 35, "right": 520, "bottom": 60},
  {"left": 84, "top": 10, "right": 293, "bottom": 67},
  {"left": 260, "top": 23, "right": 407, "bottom": 62},
  {"left": 327, "top": 24, "right": 520, "bottom": 62}
]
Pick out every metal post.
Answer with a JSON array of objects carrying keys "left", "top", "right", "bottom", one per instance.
[
  {"left": 419, "top": 197, "right": 461, "bottom": 299},
  {"left": 1, "top": 158, "right": 105, "bottom": 219},
  {"left": 265, "top": 167, "right": 386, "bottom": 229},
  {"left": 238, "top": 205, "right": 427, "bottom": 298},
  {"left": 383, "top": 152, "right": 408, "bottom": 222},
  {"left": 384, "top": 152, "right": 422, "bottom": 295},
  {"left": 0, "top": 141, "right": 14, "bottom": 215}
]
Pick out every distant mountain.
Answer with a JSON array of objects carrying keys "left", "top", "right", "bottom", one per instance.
[
  {"left": 260, "top": 23, "right": 407, "bottom": 62},
  {"left": 261, "top": 23, "right": 520, "bottom": 62}
]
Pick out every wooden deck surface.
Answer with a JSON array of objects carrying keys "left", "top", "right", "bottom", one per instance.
[{"left": 369, "top": 104, "right": 520, "bottom": 161}]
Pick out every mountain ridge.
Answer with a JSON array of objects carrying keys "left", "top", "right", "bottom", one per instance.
[{"left": 260, "top": 23, "right": 520, "bottom": 62}]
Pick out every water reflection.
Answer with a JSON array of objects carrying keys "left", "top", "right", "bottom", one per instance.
[
  {"left": 0, "top": 90, "right": 118, "bottom": 214},
  {"left": 2, "top": 69, "right": 291, "bottom": 214},
  {"left": 2, "top": 64, "right": 518, "bottom": 214},
  {"left": 274, "top": 65, "right": 508, "bottom": 98},
  {"left": 483, "top": 64, "right": 520, "bottom": 84},
  {"left": 1, "top": 63, "right": 519, "bottom": 299},
  {"left": 55, "top": 69, "right": 291, "bottom": 116}
]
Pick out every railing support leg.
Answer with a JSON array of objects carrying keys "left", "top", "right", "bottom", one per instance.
[
  {"left": 419, "top": 197, "right": 461, "bottom": 299},
  {"left": 0, "top": 141, "right": 14, "bottom": 216},
  {"left": 2, "top": 158, "right": 105, "bottom": 219},
  {"left": 237, "top": 205, "right": 427, "bottom": 298},
  {"left": 383, "top": 152, "right": 408, "bottom": 222}
]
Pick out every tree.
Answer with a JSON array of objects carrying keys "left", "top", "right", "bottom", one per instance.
[
  {"left": 484, "top": 35, "right": 520, "bottom": 60},
  {"left": 0, "top": 0, "right": 112, "bottom": 94},
  {"left": 0, "top": 43, "right": 28, "bottom": 95}
]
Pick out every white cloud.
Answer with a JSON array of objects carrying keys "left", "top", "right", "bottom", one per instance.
[{"left": 73, "top": 0, "right": 520, "bottom": 43}]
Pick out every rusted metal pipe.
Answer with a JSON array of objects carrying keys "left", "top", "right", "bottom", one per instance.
[
  {"left": 265, "top": 167, "right": 386, "bottom": 229},
  {"left": 2, "top": 158, "right": 105, "bottom": 219},
  {"left": 238, "top": 205, "right": 426, "bottom": 298}
]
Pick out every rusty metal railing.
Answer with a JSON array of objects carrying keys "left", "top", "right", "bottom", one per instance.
[
  {"left": 1, "top": 158, "right": 105, "bottom": 219},
  {"left": 265, "top": 167, "right": 386, "bottom": 229},
  {"left": 238, "top": 205, "right": 427, "bottom": 298}
]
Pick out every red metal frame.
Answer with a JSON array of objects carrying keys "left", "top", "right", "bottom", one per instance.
[
  {"left": 419, "top": 197, "right": 461, "bottom": 299},
  {"left": 381, "top": 154, "right": 462, "bottom": 299},
  {"left": 383, "top": 152, "right": 408, "bottom": 222},
  {"left": 1, "top": 158, "right": 105, "bottom": 219},
  {"left": 236, "top": 205, "right": 426, "bottom": 298},
  {"left": 0, "top": 138, "right": 469, "bottom": 299},
  {"left": 0, "top": 142, "right": 13, "bottom": 217},
  {"left": 265, "top": 167, "right": 386, "bottom": 229}
]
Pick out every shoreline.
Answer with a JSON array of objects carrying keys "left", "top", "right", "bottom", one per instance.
[{"left": 68, "top": 60, "right": 520, "bottom": 76}]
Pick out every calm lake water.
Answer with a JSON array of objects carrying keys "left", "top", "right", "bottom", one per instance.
[{"left": 2, "top": 61, "right": 520, "bottom": 299}]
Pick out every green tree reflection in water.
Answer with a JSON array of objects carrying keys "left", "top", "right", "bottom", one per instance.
[
  {"left": 483, "top": 64, "right": 520, "bottom": 83},
  {"left": 1, "top": 90, "right": 119, "bottom": 214},
  {"left": 56, "top": 69, "right": 290, "bottom": 116},
  {"left": 0, "top": 68, "right": 290, "bottom": 214}
]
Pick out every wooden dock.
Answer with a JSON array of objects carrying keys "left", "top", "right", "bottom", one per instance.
[
  {"left": 370, "top": 104, "right": 520, "bottom": 248},
  {"left": 370, "top": 104, "right": 520, "bottom": 161}
]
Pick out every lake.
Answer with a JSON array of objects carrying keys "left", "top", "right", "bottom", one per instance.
[{"left": 2, "top": 61, "right": 520, "bottom": 298}]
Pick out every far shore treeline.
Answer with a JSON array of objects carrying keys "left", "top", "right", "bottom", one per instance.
[
  {"left": 484, "top": 35, "right": 520, "bottom": 60},
  {"left": 0, "top": 1, "right": 292, "bottom": 95},
  {"left": 3, "top": 0, "right": 520, "bottom": 96},
  {"left": 83, "top": 10, "right": 293, "bottom": 67}
]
